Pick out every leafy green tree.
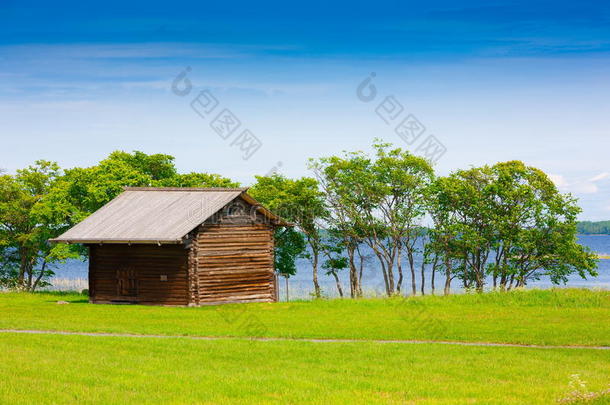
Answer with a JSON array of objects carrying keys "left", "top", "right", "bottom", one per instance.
[
  {"left": 54, "top": 150, "right": 238, "bottom": 219},
  {"left": 0, "top": 161, "right": 80, "bottom": 291},
  {"left": 309, "top": 150, "right": 373, "bottom": 297},
  {"left": 54, "top": 157, "right": 152, "bottom": 218},
  {"left": 435, "top": 166, "right": 496, "bottom": 291},
  {"left": 320, "top": 229, "right": 349, "bottom": 298},
  {"left": 310, "top": 140, "right": 434, "bottom": 296},
  {"left": 249, "top": 174, "right": 326, "bottom": 297},
  {"left": 1, "top": 151, "right": 238, "bottom": 291},
  {"left": 372, "top": 141, "right": 434, "bottom": 295},
  {"left": 425, "top": 177, "right": 464, "bottom": 295},
  {"left": 104, "top": 151, "right": 178, "bottom": 181},
  {"left": 274, "top": 227, "right": 307, "bottom": 301},
  {"left": 427, "top": 161, "right": 598, "bottom": 292},
  {"left": 488, "top": 161, "right": 597, "bottom": 289}
]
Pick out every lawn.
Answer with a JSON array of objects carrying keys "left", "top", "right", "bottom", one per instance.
[
  {"left": 0, "top": 288, "right": 608, "bottom": 346},
  {"left": 1, "top": 289, "right": 609, "bottom": 404},
  {"left": 1, "top": 332, "right": 609, "bottom": 404}
]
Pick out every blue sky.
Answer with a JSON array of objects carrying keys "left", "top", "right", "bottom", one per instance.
[{"left": 1, "top": 0, "right": 609, "bottom": 219}]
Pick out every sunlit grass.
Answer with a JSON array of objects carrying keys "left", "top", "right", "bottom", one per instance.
[
  {"left": 0, "top": 332, "right": 608, "bottom": 404},
  {"left": 1, "top": 288, "right": 608, "bottom": 346}
]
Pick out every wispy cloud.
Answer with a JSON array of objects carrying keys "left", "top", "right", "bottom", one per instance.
[
  {"left": 551, "top": 171, "right": 610, "bottom": 195},
  {"left": 589, "top": 172, "right": 610, "bottom": 182}
]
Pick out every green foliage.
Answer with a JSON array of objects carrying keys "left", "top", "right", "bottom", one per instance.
[
  {"left": 0, "top": 151, "right": 237, "bottom": 291},
  {"left": 105, "top": 150, "right": 178, "bottom": 181},
  {"left": 249, "top": 174, "right": 326, "bottom": 225},
  {"left": 273, "top": 228, "right": 306, "bottom": 278},
  {"left": 1, "top": 144, "right": 599, "bottom": 296},
  {"left": 55, "top": 150, "right": 238, "bottom": 216},
  {"left": 250, "top": 173, "right": 326, "bottom": 294},
  {"left": 158, "top": 172, "right": 240, "bottom": 188},
  {"left": 427, "top": 161, "right": 598, "bottom": 291},
  {"left": 0, "top": 161, "right": 81, "bottom": 291},
  {"left": 310, "top": 140, "right": 434, "bottom": 296}
]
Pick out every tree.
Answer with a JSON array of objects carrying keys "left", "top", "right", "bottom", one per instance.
[
  {"left": 104, "top": 151, "right": 178, "bottom": 181},
  {"left": 321, "top": 229, "right": 349, "bottom": 297},
  {"left": 310, "top": 140, "right": 434, "bottom": 296},
  {"left": 309, "top": 150, "right": 373, "bottom": 297},
  {"left": 427, "top": 161, "right": 598, "bottom": 293},
  {"left": 487, "top": 161, "right": 597, "bottom": 289},
  {"left": 0, "top": 161, "right": 80, "bottom": 291},
  {"left": 426, "top": 177, "right": 464, "bottom": 295},
  {"left": 273, "top": 227, "right": 307, "bottom": 301},
  {"left": 249, "top": 174, "right": 326, "bottom": 297},
  {"left": 372, "top": 141, "right": 434, "bottom": 295},
  {"left": 56, "top": 150, "right": 238, "bottom": 216},
  {"left": 1, "top": 151, "right": 238, "bottom": 291}
]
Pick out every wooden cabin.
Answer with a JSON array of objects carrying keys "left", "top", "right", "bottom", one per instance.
[{"left": 50, "top": 187, "right": 290, "bottom": 306}]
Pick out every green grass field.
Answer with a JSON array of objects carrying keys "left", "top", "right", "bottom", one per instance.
[
  {"left": 1, "top": 289, "right": 609, "bottom": 404},
  {"left": 1, "top": 288, "right": 609, "bottom": 346}
]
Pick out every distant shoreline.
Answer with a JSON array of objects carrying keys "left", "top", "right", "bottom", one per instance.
[{"left": 577, "top": 221, "right": 610, "bottom": 235}]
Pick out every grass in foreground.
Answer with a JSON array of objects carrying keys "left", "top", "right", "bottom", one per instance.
[
  {"left": 0, "top": 289, "right": 608, "bottom": 346},
  {"left": 1, "top": 332, "right": 609, "bottom": 405}
]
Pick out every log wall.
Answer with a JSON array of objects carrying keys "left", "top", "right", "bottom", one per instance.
[
  {"left": 88, "top": 244, "right": 189, "bottom": 306},
  {"left": 194, "top": 223, "right": 276, "bottom": 304}
]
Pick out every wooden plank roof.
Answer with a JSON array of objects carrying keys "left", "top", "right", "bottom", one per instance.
[{"left": 50, "top": 187, "right": 290, "bottom": 245}]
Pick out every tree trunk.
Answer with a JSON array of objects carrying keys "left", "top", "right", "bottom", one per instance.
[
  {"left": 18, "top": 247, "right": 28, "bottom": 289},
  {"left": 387, "top": 256, "right": 395, "bottom": 296},
  {"left": 331, "top": 271, "right": 344, "bottom": 297},
  {"left": 32, "top": 261, "right": 47, "bottom": 292},
  {"left": 507, "top": 274, "right": 515, "bottom": 291},
  {"left": 356, "top": 244, "right": 364, "bottom": 297},
  {"left": 379, "top": 257, "right": 390, "bottom": 296},
  {"left": 285, "top": 276, "right": 289, "bottom": 301},
  {"left": 347, "top": 244, "right": 357, "bottom": 298},
  {"left": 499, "top": 273, "right": 507, "bottom": 291},
  {"left": 408, "top": 251, "right": 416, "bottom": 296},
  {"left": 370, "top": 247, "right": 390, "bottom": 296},
  {"left": 444, "top": 256, "right": 452, "bottom": 295},
  {"left": 311, "top": 246, "right": 321, "bottom": 298},
  {"left": 420, "top": 257, "right": 425, "bottom": 296},
  {"left": 431, "top": 256, "right": 438, "bottom": 295},
  {"left": 396, "top": 246, "right": 404, "bottom": 293}
]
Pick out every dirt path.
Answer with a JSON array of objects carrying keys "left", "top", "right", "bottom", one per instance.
[{"left": 1, "top": 329, "right": 608, "bottom": 350}]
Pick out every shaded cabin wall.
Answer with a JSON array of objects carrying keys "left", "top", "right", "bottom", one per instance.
[
  {"left": 89, "top": 244, "right": 189, "bottom": 305},
  {"left": 190, "top": 197, "right": 277, "bottom": 305},
  {"left": 192, "top": 223, "right": 276, "bottom": 305}
]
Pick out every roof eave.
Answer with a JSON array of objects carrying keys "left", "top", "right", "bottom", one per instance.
[
  {"left": 49, "top": 238, "right": 184, "bottom": 245},
  {"left": 123, "top": 187, "right": 248, "bottom": 192}
]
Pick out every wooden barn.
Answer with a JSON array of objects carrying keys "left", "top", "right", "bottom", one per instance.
[{"left": 50, "top": 187, "right": 290, "bottom": 306}]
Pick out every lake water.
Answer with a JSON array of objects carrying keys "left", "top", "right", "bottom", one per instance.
[{"left": 50, "top": 235, "right": 610, "bottom": 299}]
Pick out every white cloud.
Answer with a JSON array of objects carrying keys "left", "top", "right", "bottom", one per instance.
[
  {"left": 549, "top": 172, "right": 609, "bottom": 195},
  {"left": 589, "top": 172, "right": 610, "bottom": 182}
]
